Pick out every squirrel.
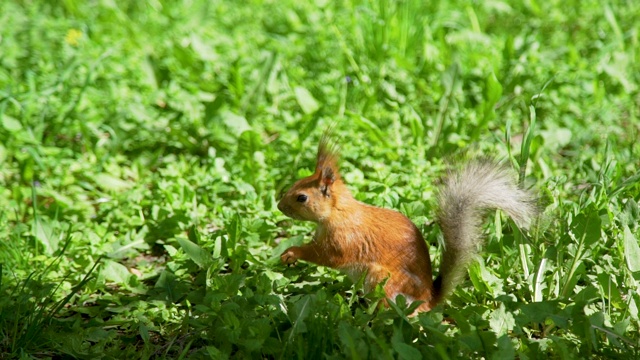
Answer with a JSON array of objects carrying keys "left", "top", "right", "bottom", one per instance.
[{"left": 277, "top": 132, "right": 536, "bottom": 313}]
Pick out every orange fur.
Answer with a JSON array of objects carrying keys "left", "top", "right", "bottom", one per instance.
[{"left": 277, "top": 133, "right": 535, "bottom": 312}]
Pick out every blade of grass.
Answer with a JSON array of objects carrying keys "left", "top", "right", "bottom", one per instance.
[
  {"left": 519, "top": 105, "right": 536, "bottom": 186},
  {"left": 430, "top": 63, "right": 458, "bottom": 153}
]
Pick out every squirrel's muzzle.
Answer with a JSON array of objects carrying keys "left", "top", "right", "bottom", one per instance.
[{"left": 277, "top": 201, "right": 289, "bottom": 216}]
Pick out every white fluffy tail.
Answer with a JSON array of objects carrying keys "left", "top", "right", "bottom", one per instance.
[{"left": 433, "top": 160, "right": 536, "bottom": 301}]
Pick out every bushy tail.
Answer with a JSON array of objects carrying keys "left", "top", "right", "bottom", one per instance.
[{"left": 433, "top": 160, "right": 536, "bottom": 303}]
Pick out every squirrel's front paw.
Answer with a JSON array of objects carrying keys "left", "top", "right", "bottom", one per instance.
[{"left": 281, "top": 246, "right": 300, "bottom": 265}]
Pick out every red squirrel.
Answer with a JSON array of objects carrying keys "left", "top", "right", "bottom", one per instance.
[{"left": 277, "top": 132, "right": 536, "bottom": 312}]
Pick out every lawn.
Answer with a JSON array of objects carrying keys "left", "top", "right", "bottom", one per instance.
[{"left": 1, "top": 0, "right": 639, "bottom": 358}]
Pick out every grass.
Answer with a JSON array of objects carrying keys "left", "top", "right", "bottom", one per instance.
[{"left": 1, "top": 0, "right": 639, "bottom": 358}]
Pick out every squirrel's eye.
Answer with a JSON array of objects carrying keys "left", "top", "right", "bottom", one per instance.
[{"left": 296, "top": 194, "right": 308, "bottom": 203}]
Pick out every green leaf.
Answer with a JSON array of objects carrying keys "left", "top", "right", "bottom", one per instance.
[
  {"left": 238, "top": 130, "right": 263, "bottom": 161},
  {"left": 226, "top": 213, "right": 242, "bottom": 249},
  {"left": 519, "top": 105, "right": 537, "bottom": 184},
  {"left": 541, "top": 127, "right": 572, "bottom": 151},
  {"left": 33, "top": 219, "right": 57, "bottom": 255},
  {"left": 289, "top": 296, "right": 312, "bottom": 341},
  {"left": 571, "top": 212, "right": 602, "bottom": 248},
  {"left": 206, "top": 346, "right": 225, "bottom": 359},
  {"left": 474, "top": 71, "right": 503, "bottom": 143},
  {"left": 85, "top": 328, "right": 113, "bottom": 343},
  {"left": 469, "top": 260, "right": 502, "bottom": 296},
  {"left": 190, "top": 34, "right": 218, "bottom": 61},
  {"left": 392, "top": 342, "right": 421, "bottom": 360},
  {"left": 155, "top": 269, "right": 188, "bottom": 303},
  {"left": 221, "top": 110, "right": 251, "bottom": 137},
  {"left": 489, "top": 304, "right": 515, "bottom": 337},
  {"left": 348, "top": 112, "right": 388, "bottom": 145},
  {"left": 630, "top": 293, "right": 639, "bottom": 321},
  {"left": 294, "top": 86, "right": 320, "bottom": 114},
  {"left": 269, "top": 234, "right": 305, "bottom": 264},
  {"left": 485, "top": 71, "right": 503, "bottom": 108},
  {"left": 102, "top": 260, "right": 131, "bottom": 285},
  {"left": 94, "top": 173, "right": 132, "bottom": 192},
  {"left": 139, "top": 324, "right": 150, "bottom": 343},
  {"left": 1, "top": 114, "right": 22, "bottom": 132},
  {"left": 20, "top": 156, "right": 35, "bottom": 184},
  {"left": 492, "top": 335, "right": 515, "bottom": 360},
  {"left": 177, "top": 237, "right": 213, "bottom": 269},
  {"left": 623, "top": 225, "right": 640, "bottom": 272}
]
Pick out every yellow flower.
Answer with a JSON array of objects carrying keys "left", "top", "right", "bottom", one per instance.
[{"left": 65, "top": 29, "right": 82, "bottom": 46}]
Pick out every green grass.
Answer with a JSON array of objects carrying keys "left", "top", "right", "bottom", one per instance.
[{"left": 1, "top": 0, "right": 639, "bottom": 358}]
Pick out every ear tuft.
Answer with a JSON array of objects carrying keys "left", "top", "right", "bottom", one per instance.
[
  {"left": 320, "top": 166, "right": 335, "bottom": 196},
  {"left": 316, "top": 129, "right": 341, "bottom": 173},
  {"left": 315, "top": 127, "right": 341, "bottom": 196}
]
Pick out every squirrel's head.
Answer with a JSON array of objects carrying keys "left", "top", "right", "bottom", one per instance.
[{"left": 278, "top": 132, "right": 346, "bottom": 223}]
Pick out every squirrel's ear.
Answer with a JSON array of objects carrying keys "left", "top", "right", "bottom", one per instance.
[{"left": 320, "top": 166, "right": 336, "bottom": 196}]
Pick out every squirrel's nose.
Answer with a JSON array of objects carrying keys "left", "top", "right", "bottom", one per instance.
[{"left": 278, "top": 202, "right": 292, "bottom": 217}]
